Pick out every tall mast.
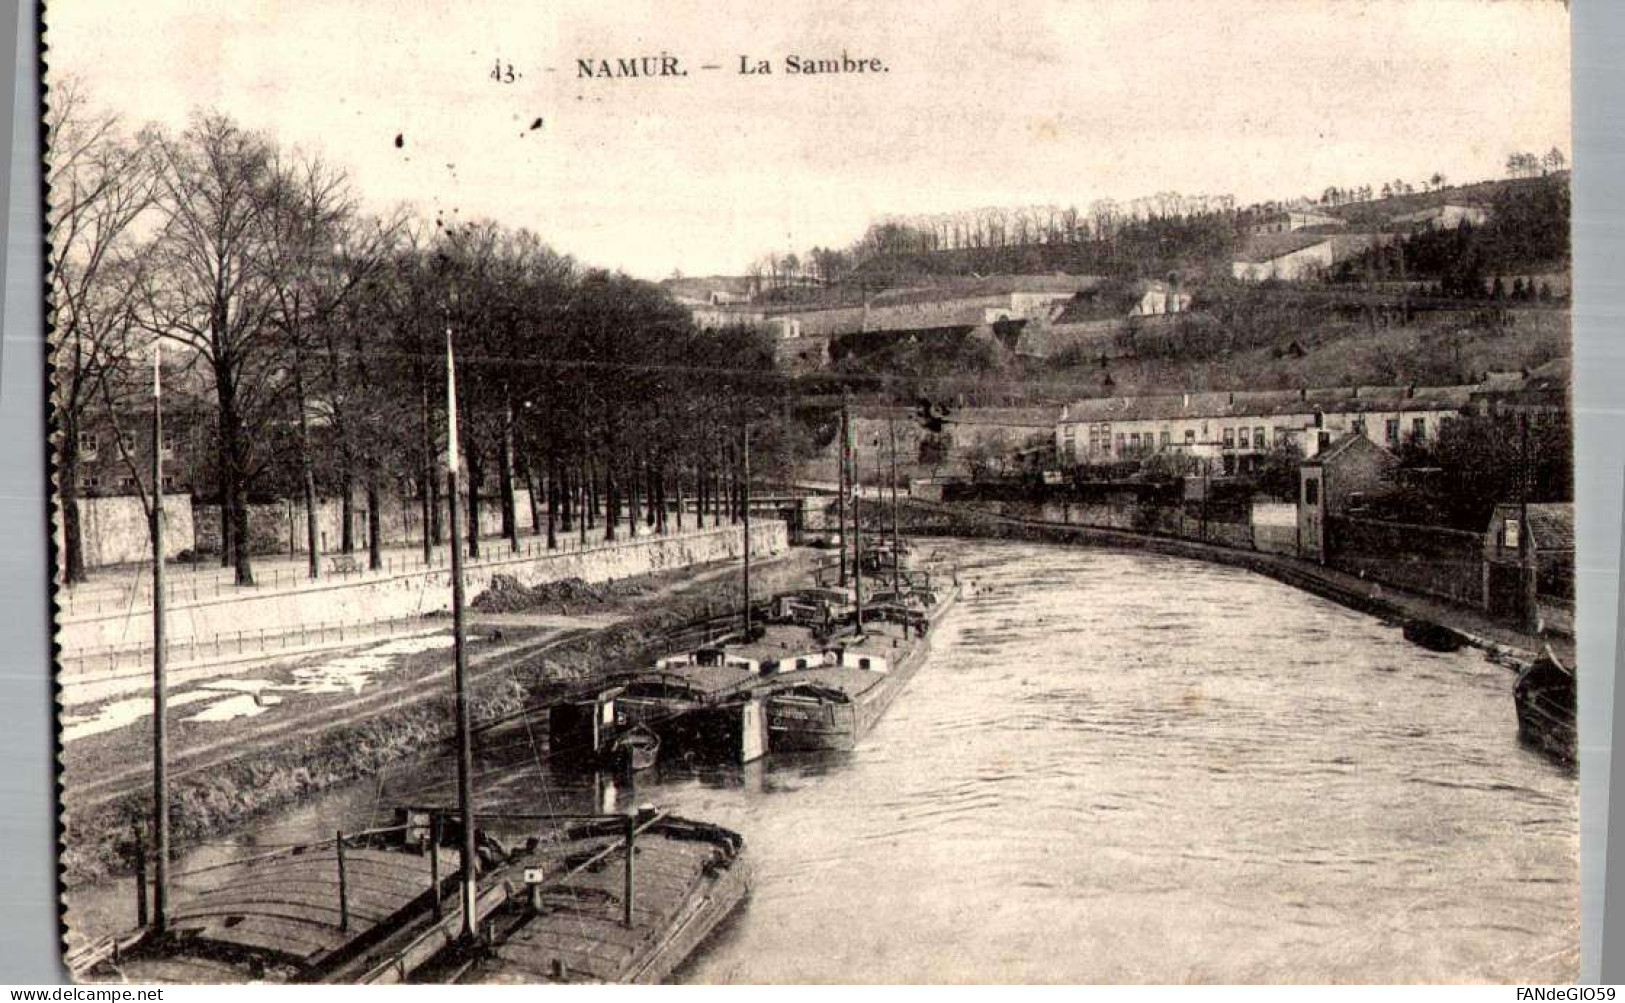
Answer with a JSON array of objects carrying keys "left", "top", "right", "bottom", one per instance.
[
  {"left": 445, "top": 325, "right": 479, "bottom": 942},
  {"left": 741, "top": 421, "right": 752, "bottom": 637},
  {"left": 889, "top": 419, "right": 900, "bottom": 593},
  {"left": 151, "top": 342, "right": 169, "bottom": 935},
  {"left": 837, "top": 400, "right": 849, "bottom": 587},
  {"left": 851, "top": 416, "right": 864, "bottom": 632}
]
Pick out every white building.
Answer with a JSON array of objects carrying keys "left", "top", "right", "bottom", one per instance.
[
  {"left": 1231, "top": 234, "right": 1336, "bottom": 283},
  {"left": 1390, "top": 202, "right": 1491, "bottom": 231},
  {"left": 1053, "top": 385, "right": 1475, "bottom": 475}
]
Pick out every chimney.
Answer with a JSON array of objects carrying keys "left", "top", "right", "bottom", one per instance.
[
  {"left": 1352, "top": 386, "right": 1361, "bottom": 399},
  {"left": 1299, "top": 387, "right": 1307, "bottom": 401},
  {"left": 1407, "top": 385, "right": 1416, "bottom": 399},
  {"left": 1227, "top": 391, "right": 1235, "bottom": 405}
]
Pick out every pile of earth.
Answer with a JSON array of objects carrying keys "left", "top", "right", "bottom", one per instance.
[{"left": 472, "top": 574, "right": 652, "bottom": 613}]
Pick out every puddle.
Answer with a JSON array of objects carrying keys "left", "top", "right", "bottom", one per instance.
[
  {"left": 185, "top": 694, "right": 276, "bottom": 724},
  {"left": 62, "top": 691, "right": 217, "bottom": 743},
  {"left": 63, "top": 633, "right": 459, "bottom": 737},
  {"left": 285, "top": 634, "right": 456, "bottom": 695}
]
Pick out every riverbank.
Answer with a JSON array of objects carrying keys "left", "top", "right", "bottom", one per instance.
[
  {"left": 893, "top": 499, "right": 1568, "bottom": 669},
  {"left": 61, "top": 550, "right": 820, "bottom": 887}
]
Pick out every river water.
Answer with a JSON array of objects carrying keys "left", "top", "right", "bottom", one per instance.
[{"left": 69, "top": 539, "right": 1579, "bottom": 983}]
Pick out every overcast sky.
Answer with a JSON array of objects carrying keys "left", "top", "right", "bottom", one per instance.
[{"left": 47, "top": 0, "right": 1571, "bottom": 280}]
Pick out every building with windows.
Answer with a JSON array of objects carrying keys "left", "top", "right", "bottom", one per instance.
[
  {"left": 1247, "top": 208, "right": 1345, "bottom": 235},
  {"left": 1054, "top": 385, "right": 1473, "bottom": 475},
  {"left": 1297, "top": 434, "right": 1400, "bottom": 564}
]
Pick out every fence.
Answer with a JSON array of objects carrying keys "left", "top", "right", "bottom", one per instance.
[
  {"left": 1327, "top": 515, "right": 1485, "bottom": 607},
  {"left": 59, "top": 520, "right": 739, "bottom": 621},
  {"left": 59, "top": 612, "right": 441, "bottom": 678}
]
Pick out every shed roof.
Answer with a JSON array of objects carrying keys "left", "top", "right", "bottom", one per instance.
[
  {"left": 1525, "top": 503, "right": 1574, "bottom": 551},
  {"left": 1232, "top": 232, "right": 1334, "bottom": 264}
]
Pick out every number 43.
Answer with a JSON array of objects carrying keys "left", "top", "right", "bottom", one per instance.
[{"left": 491, "top": 60, "right": 518, "bottom": 83}]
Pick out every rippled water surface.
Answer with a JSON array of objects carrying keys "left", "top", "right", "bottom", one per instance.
[{"left": 72, "top": 540, "right": 1579, "bottom": 983}]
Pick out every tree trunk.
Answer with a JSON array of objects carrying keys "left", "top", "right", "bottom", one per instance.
[
  {"left": 603, "top": 464, "right": 617, "bottom": 542},
  {"left": 217, "top": 372, "right": 254, "bottom": 585},
  {"left": 419, "top": 363, "right": 435, "bottom": 563},
  {"left": 526, "top": 463, "right": 541, "bottom": 536},
  {"left": 577, "top": 458, "right": 588, "bottom": 544},
  {"left": 60, "top": 424, "right": 86, "bottom": 584},
  {"left": 499, "top": 412, "right": 518, "bottom": 553},
  {"left": 674, "top": 462, "right": 684, "bottom": 533},
  {"left": 340, "top": 467, "right": 355, "bottom": 554},
  {"left": 466, "top": 444, "right": 482, "bottom": 559},
  {"left": 219, "top": 492, "right": 233, "bottom": 569},
  {"left": 366, "top": 475, "right": 382, "bottom": 571},
  {"left": 294, "top": 344, "right": 320, "bottom": 579},
  {"left": 545, "top": 452, "right": 558, "bottom": 550}
]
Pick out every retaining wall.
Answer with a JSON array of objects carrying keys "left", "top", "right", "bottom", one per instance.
[
  {"left": 62, "top": 521, "right": 787, "bottom": 651},
  {"left": 57, "top": 495, "right": 195, "bottom": 567}
]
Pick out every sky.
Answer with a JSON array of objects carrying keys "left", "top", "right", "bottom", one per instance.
[{"left": 46, "top": 0, "right": 1572, "bottom": 280}]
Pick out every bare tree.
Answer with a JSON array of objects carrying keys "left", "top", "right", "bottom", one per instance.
[
  {"left": 143, "top": 113, "right": 290, "bottom": 585},
  {"left": 46, "top": 79, "right": 161, "bottom": 584}
]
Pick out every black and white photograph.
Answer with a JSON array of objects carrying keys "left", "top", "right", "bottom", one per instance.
[{"left": 44, "top": 0, "right": 1577, "bottom": 983}]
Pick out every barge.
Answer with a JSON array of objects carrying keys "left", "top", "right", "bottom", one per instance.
[
  {"left": 1514, "top": 645, "right": 1576, "bottom": 767},
  {"left": 71, "top": 808, "right": 749, "bottom": 985}
]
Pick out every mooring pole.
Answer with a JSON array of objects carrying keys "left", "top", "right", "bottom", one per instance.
[
  {"left": 133, "top": 827, "right": 148, "bottom": 930},
  {"left": 430, "top": 812, "right": 443, "bottom": 921},
  {"left": 446, "top": 324, "right": 480, "bottom": 944},
  {"left": 151, "top": 343, "right": 169, "bottom": 936},
  {"left": 623, "top": 813, "right": 636, "bottom": 929},
  {"left": 336, "top": 830, "right": 350, "bottom": 933}
]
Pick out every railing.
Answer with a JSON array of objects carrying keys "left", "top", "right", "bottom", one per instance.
[
  {"left": 59, "top": 613, "right": 439, "bottom": 677},
  {"left": 59, "top": 521, "right": 772, "bottom": 620}
]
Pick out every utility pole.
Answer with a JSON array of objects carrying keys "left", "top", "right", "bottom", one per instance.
[
  {"left": 444, "top": 323, "right": 479, "bottom": 944},
  {"left": 151, "top": 343, "right": 169, "bottom": 936}
]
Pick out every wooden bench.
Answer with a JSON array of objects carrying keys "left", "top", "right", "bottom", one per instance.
[{"left": 328, "top": 555, "right": 361, "bottom": 574}]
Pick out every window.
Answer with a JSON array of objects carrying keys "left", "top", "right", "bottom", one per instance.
[
  {"left": 1114, "top": 432, "right": 1125, "bottom": 453},
  {"left": 1385, "top": 418, "right": 1399, "bottom": 443},
  {"left": 162, "top": 475, "right": 178, "bottom": 492},
  {"left": 1351, "top": 416, "right": 1367, "bottom": 434},
  {"left": 1412, "top": 417, "right": 1426, "bottom": 442},
  {"left": 1160, "top": 431, "right": 1171, "bottom": 449},
  {"left": 77, "top": 431, "right": 99, "bottom": 454},
  {"left": 120, "top": 475, "right": 138, "bottom": 492},
  {"left": 119, "top": 432, "right": 136, "bottom": 453},
  {"left": 1304, "top": 478, "right": 1319, "bottom": 505},
  {"left": 1238, "top": 427, "right": 1250, "bottom": 449},
  {"left": 159, "top": 430, "right": 175, "bottom": 457},
  {"left": 1185, "top": 429, "right": 1197, "bottom": 446},
  {"left": 1129, "top": 432, "right": 1142, "bottom": 451},
  {"left": 1223, "top": 427, "right": 1235, "bottom": 449},
  {"left": 80, "top": 474, "right": 99, "bottom": 490},
  {"left": 1254, "top": 427, "right": 1266, "bottom": 449}
]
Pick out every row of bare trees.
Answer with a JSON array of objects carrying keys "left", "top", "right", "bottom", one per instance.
[{"left": 49, "top": 85, "right": 797, "bottom": 586}]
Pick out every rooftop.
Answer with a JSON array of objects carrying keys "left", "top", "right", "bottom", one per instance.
[
  {"left": 1232, "top": 231, "right": 1334, "bottom": 264},
  {"left": 1059, "top": 384, "right": 1475, "bottom": 424}
]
